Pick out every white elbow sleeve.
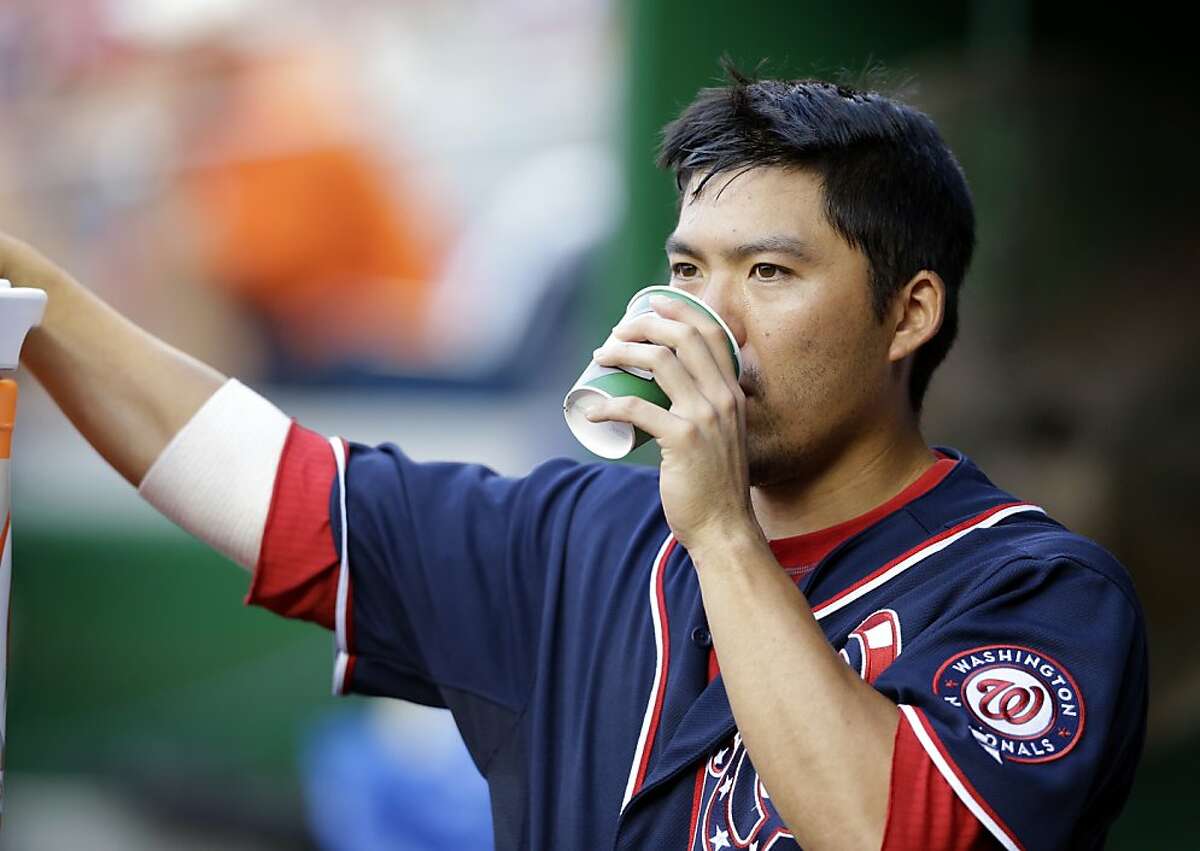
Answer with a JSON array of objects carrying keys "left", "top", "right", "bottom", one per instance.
[{"left": 138, "top": 379, "right": 292, "bottom": 569}]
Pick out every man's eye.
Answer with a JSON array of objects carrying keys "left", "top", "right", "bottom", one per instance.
[
  {"left": 752, "top": 263, "right": 784, "bottom": 281},
  {"left": 671, "top": 263, "right": 699, "bottom": 279}
]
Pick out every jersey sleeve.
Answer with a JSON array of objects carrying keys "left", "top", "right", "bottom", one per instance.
[
  {"left": 245, "top": 422, "right": 607, "bottom": 720},
  {"left": 330, "top": 438, "right": 598, "bottom": 713},
  {"left": 243, "top": 422, "right": 343, "bottom": 628},
  {"left": 883, "top": 716, "right": 1003, "bottom": 850},
  {"left": 872, "top": 553, "right": 1147, "bottom": 851}
]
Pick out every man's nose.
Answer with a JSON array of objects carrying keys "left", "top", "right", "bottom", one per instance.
[{"left": 699, "top": 278, "right": 748, "bottom": 351}]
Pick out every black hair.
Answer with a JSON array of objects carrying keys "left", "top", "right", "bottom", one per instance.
[{"left": 657, "top": 63, "right": 976, "bottom": 411}]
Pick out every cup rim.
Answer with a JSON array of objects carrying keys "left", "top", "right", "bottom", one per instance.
[
  {"left": 562, "top": 385, "right": 636, "bottom": 459},
  {"left": 624, "top": 284, "right": 743, "bottom": 377}
]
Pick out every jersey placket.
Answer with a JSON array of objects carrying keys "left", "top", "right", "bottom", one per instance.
[{"left": 613, "top": 542, "right": 740, "bottom": 849}]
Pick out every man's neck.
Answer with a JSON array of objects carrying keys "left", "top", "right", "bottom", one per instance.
[{"left": 749, "top": 423, "right": 937, "bottom": 541}]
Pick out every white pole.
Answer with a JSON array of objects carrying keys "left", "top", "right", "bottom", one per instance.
[{"left": 0, "top": 279, "right": 47, "bottom": 822}]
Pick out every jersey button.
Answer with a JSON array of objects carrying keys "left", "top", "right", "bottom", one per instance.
[{"left": 691, "top": 626, "right": 712, "bottom": 647}]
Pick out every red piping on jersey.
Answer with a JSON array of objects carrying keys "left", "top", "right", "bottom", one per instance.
[
  {"left": 810, "top": 501, "right": 1032, "bottom": 619},
  {"left": 767, "top": 454, "right": 957, "bottom": 571},
  {"left": 629, "top": 535, "right": 680, "bottom": 800},
  {"left": 905, "top": 706, "right": 1025, "bottom": 851}
]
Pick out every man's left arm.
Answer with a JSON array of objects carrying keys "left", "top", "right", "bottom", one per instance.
[
  {"left": 689, "top": 527, "right": 901, "bottom": 848},
  {"left": 588, "top": 295, "right": 899, "bottom": 848}
]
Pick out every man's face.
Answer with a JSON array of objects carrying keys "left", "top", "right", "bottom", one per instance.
[{"left": 665, "top": 166, "right": 895, "bottom": 487}]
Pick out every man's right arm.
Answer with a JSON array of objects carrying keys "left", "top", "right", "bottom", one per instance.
[
  {"left": 3, "top": 231, "right": 615, "bottom": 732},
  {"left": 2, "top": 233, "right": 226, "bottom": 487}
]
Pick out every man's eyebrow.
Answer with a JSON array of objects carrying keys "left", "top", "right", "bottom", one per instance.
[
  {"left": 665, "top": 234, "right": 818, "bottom": 263},
  {"left": 729, "top": 236, "right": 818, "bottom": 262},
  {"left": 664, "top": 234, "right": 704, "bottom": 259}
]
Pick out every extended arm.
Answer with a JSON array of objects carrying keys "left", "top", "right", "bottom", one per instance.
[{"left": 2, "top": 233, "right": 225, "bottom": 486}]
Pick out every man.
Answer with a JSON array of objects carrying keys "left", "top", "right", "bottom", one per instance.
[{"left": 6, "top": 70, "right": 1146, "bottom": 850}]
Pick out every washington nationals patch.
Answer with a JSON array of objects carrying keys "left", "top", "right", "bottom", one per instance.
[{"left": 933, "top": 644, "right": 1085, "bottom": 764}]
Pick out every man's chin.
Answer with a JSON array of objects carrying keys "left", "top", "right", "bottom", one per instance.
[
  {"left": 747, "top": 464, "right": 781, "bottom": 489},
  {"left": 747, "top": 449, "right": 785, "bottom": 488},
  {"left": 748, "top": 453, "right": 810, "bottom": 489},
  {"left": 746, "top": 433, "right": 817, "bottom": 489}
]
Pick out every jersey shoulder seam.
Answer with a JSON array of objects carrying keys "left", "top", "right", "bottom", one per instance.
[{"left": 974, "top": 545, "right": 1141, "bottom": 619}]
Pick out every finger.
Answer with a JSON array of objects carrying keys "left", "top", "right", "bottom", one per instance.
[
  {"left": 613, "top": 311, "right": 736, "bottom": 406},
  {"left": 592, "top": 340, "right": 704, "bottom": 413},
  {"left": 646, "top": 296, "right": 741, "bottom": 396},
  {"left": 583, "top": 393, "right": 691, "bottom": 443}
]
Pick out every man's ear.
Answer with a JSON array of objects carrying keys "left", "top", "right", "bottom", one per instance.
[{"left": 887, "top": 270, "right": 945, "bottom": 363}]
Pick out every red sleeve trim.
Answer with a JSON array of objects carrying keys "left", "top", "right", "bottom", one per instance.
[
  {"left": 882, "top": 711, "right": 1003, "bottom": 851},
  {"left": 244, "top": 422, "right": 340, "bottom": 629}
]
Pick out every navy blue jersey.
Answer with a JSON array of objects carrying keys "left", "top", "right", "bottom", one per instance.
[{"left": 249, "top": 431, "right": 1146, "bottom": 851}]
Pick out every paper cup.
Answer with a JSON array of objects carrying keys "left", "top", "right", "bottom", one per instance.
[{"left": 563, "top": 285, "right": 742, "bottom": 459}]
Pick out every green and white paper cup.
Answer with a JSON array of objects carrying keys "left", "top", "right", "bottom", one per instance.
[{"left": 562, "top": 285, "right": 742, "bottom": 459}]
